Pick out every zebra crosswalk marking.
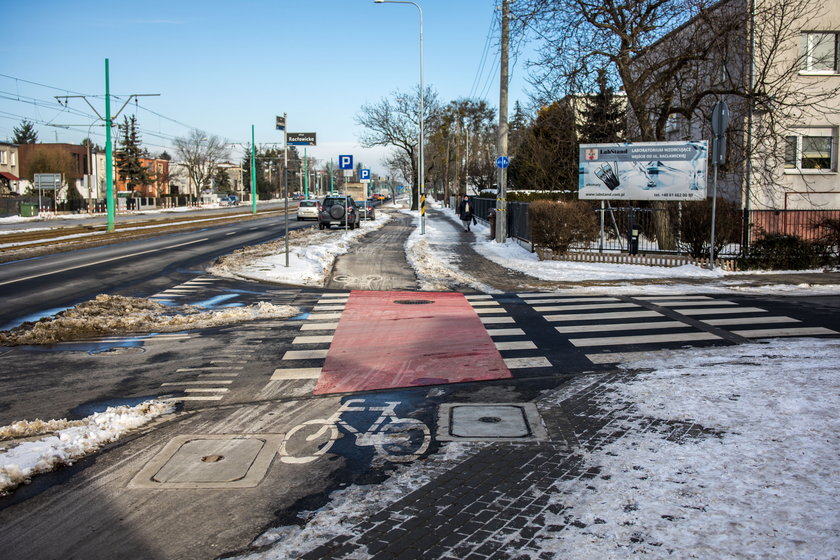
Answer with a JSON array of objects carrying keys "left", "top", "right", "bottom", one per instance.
[
  {"left": 545, "top": 310, "right": 660, "bottom": 322},
  {"left": 534, "top": 303, "right": 637, "bottom": 312},
  {"left": 702, "top": 316, "right": 799, "bottom": 326},
  {"left": 555, "top": 321, "right": 687, "bottom": 333},
  {"left": 569, "top": 332, "right": 721, "bottom": 347},
  {"left": 674, "top": 307, "right": 768, "bottom": 316}
]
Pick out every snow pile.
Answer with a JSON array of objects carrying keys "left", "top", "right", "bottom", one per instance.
[
  {"left": 240, "top": 441, "right": 486, "bottom": 559},
  {"left": 530, "top": 338, "right": 840, "bottom": 559},
  {"left": 210, "top": 214, "right": 392, "bottom": 286},
  {"left": 0, "top": 295, "right": 298, "bottom": 345},
  {"left": 402, "top": 210, "right": 499, "bottom": 293},
  {"left": 0, "top": 399, "right": 176, "bottom": 495}
]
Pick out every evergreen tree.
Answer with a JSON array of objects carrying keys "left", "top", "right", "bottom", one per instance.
[
  {"left": 115, "top": 115, "right": 150, "bottom": 192},
  {"left": 578, "top": 69, "right": 625, "bottom": 144},
  {"left": 12, "top": 119, "right": 38, "bottom": 144},
  {"left": 508, "top": 100, "right": 578, "bottom": 194},
  {"left": 159, "top": 151, "right": 172, "bottom": 161}
]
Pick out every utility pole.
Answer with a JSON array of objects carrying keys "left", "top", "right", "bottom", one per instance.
[
  {"left": 496, "top": 0, "right": 510, "bottom": 243},
  {"left": 56, "top": 60, "right": 158, "bottom": 232}
]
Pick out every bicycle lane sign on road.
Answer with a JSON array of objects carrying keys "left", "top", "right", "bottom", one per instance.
[{"left": 278, "top": 398, "right": 431, "bottom": 464}]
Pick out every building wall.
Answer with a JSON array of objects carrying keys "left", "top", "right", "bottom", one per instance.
[
  {"left": 17, "top": 143, "right": 88, "bottom": 181},
  {"left": 0, "top": 142, "right": 21, "bottom": 194},
  {"left": 627, "top": 0, "right": 840, "bottom": 211}
]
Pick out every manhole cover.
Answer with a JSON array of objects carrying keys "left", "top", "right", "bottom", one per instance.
[
  {"left": 394, "top": 300, "right": 434, "bottom": 305},
  {"left": 437, "top": 403, "right": 548, "bottom": 442},
  {"left": 129, "top": 434, "right": 283, "bottom": 489}
]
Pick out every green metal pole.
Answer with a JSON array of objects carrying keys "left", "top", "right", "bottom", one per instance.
[
  {"left": 329, "top": 159, "right": 334, "bottom": 194},
  {"left": 250, "top": 125, "right": 257, "bottom": 213},
  {"left": 304, "top": 147, "right": 309, "bottom": 198},
  {"left": 104, "top": 58, "right": 115, "bottom": 232}
]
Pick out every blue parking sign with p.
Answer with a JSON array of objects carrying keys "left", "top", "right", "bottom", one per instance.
[
  {"left": 360, "top": 169, "right": 371, "bottom": 180},
  {"left": 339, "top": 155, "right": 353, "bottom": 170}
]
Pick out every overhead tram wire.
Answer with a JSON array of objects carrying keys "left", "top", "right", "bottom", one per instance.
[
  {"left": 468, "top": 8, "right": 498, "bottom": 100},
  {"left": 469, "top": 9, "right": 500, "bottom": 101}
]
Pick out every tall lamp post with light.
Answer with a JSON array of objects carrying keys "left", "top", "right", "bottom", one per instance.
[{"left": 373, "top": 0, "right": 425, "bottom": 234}]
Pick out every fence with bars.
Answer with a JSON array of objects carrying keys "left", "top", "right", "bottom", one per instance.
[{"left": 468, "top": 196, "right": 839, "bottom": 262}]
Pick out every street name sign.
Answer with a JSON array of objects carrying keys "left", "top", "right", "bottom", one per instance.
[{"left": 287, "top": 132, "right": 316, "bottom": 146}]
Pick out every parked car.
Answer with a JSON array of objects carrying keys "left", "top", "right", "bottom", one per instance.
[
  {"left": 297, "top": 199, "right": 320, "bottom": 221},
  {"left": 357, "top": 200, "right": 376, "bottom": 220},
  {"left": 319, "top": 195, "right": 360, "bottom": 229},
  {"left": 224, "top": 195, "right": 238, "bottom": 206}
]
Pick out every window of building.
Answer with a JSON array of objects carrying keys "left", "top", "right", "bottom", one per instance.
[
  {"left": 0, "top": 150, "right": 6, "bottom": 165},
  {"left": 801, "top": 32, "right": 839, "bottom": 73},
  {"left": 784, "top": 128, "right": 837, "bottom": 172}
]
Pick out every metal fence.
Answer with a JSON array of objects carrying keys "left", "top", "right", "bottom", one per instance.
[{"left": 749, "top": 209, "right": 840, "bottom": 242}]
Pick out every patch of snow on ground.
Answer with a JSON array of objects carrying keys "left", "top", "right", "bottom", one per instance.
[
  {"left": 210, "top": 214, "right": 392, "bottom": 286},
  {"left": 239, "top": 441, "right": 487, "bottom": 559},
  {"left": 531, "top": 338, "right": 840, "bottom": 559},
  {"left": 0, "top": 295, "right": 298, "bottom": 345},
  {"left": 0, "top": 399, "right": 176, "bottom": 495}
]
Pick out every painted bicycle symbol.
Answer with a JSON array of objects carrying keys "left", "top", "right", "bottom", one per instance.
[{"left": 279, "top": 399, "right": 431, "bottom": 464}]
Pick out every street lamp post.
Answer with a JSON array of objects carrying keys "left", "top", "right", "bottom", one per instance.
[{"left": 374, "top": 0, "right": 425, "bottom": 235}]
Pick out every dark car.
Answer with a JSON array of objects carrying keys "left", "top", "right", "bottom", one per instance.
[
  {"left": 319, "top": 195, "right": 360, "bottom": 230},
  {"left": 356, "top": 199, "right": 376, "bottom": 220}
]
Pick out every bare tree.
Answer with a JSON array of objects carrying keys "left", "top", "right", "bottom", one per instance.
[
  {"left": 516, "top": 0, "right": 840, "bottom": 246},
  {"left": 356, "top": 86, "right": 439, "bottom": 210},
  {"left": 173, "top": 129, "right": 230, "bottom": 200}
]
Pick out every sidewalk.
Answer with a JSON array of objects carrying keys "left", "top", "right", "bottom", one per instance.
[
  {"left": 422, "top": 205, "right": 840, "bottom": 293},
  {"left": 244, "top": 208, "right": 838, "bottom": 559}
]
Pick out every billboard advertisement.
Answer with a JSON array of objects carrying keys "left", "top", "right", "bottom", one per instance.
[{"left": 578, "top": 141, "right": 708, "bottom": 201}]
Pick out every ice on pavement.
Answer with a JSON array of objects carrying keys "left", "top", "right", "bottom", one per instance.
[
  {"left": 0, "top": 294, "right": 298, "bottom": 345},
  {"left": 0, "top": 399, "right": 175, "bottom": 495}
]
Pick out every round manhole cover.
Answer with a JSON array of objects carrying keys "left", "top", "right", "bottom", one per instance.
[{"left": 393, "top": 300, "right": 435, "bottom": 305}]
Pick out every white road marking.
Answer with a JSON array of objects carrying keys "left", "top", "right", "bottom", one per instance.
[
  {"left": 271, "top": 368, "right": 322, "bottom": 380},
  {"left": 570, "top": 332, "right": 721, "bottom": 347}
]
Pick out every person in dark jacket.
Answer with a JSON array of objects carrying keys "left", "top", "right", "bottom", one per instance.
[{"left": 458, "top": 195, "right": 474, "bottom": 232}]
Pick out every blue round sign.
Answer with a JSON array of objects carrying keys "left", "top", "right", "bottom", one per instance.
[{"left": 496, "top": 156, "right": 510, "bottom": 169}]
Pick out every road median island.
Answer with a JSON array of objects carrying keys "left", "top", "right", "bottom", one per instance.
[{"left": 0, "top": 207, "right": 290, "bottom": 264}]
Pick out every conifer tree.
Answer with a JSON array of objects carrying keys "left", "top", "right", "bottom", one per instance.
[
  {"left": 115, "top": 115, "right": 150, "bottom": 192},
  {"left": 579, "top": 70, "right": 625, "bottom": 144},
  {"left": 12, "top": 119, "right": 38, "bottom": 144}
]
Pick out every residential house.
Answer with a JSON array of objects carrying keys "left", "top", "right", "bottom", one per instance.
[
  {"left": 0, "top": 142, "right": 20, "bottom": 194},
  {"left": 629, "top": 0, "right": 840, "bottom": 238}
]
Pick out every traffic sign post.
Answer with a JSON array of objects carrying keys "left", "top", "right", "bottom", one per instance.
[
  {"left": 709, "top": 100, "right": 730, "bottom": 270},
  {"left": 338, "top": 155, "right": 353, "bottom": 170},
  {"left": 496, "top": 156, "right": 509, "bottom": 169}
]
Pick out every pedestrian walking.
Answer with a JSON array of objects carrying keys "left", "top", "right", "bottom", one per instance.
[{"left": 458, "top": 195, "right": 475, "bottom": 232}]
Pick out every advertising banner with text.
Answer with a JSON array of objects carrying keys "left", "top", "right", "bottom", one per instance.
[{"left": 578, "top": 141, "right": 708, "bottom": 201}]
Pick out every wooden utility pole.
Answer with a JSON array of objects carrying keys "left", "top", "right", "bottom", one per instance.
[{"left": 496, "top": 0, "right": 509, "bottom": 243}]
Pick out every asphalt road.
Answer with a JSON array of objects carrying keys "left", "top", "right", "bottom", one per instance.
[
  {"left": 1, "top": 206, "right": 839, "bottom": 560},
  {"left": 0, "top": 210, "right": 310, "bottom": 331}
]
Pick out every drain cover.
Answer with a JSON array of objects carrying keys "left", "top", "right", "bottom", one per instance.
[
  {"left": 129, "top": 434, "right": 283, "bottom": 489},
  {"left": 393, "top": 300, "right": 434, "bottom": 305},
  {"left": 437, "top": 403, "right": 547, "bottom": 442}
]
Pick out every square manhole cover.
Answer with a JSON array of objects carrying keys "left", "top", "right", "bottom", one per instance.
[
  {"left": 437, "top": 403, "right": 547, "bottom": 442},
  {"left": 129, "top": 434, "right": 283, "bottom": 489}
]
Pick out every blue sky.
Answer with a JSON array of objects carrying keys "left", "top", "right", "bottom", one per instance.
[{"left": 1, "top": 0, "right": 536, "bottom": 175}]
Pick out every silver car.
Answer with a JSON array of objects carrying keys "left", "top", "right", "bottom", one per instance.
[{"left": 296, "top": 199, "right": 320, "bottom": 221}]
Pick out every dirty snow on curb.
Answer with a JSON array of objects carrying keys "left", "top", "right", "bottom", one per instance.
[
  {"left": 0, "top": 400, "right": 176, "bottom": 494},
  {"left": 210, "top": 214, "right": 392, "bottom": 286},
  {"left": 0, "top": 295, "right": 298, "bottom": 345},
  {"left": 530, "top": 338, "right": 840, "bottom": 559}
]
